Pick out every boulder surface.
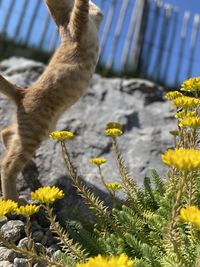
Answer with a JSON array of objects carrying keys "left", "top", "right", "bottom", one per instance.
[{"left": 0, "top": 57, "right": 176, "bottom": 214}]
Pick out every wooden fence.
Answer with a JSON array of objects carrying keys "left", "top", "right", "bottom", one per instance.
[{"left": 0, "top": 0, "right": 200, "bottom": 86}]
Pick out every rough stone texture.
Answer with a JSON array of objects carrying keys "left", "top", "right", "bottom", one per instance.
[
  {"left": 0, "top": 217, "right": 8, "bottom": 229},
  {"left": 32, "top": 230, "right": 44, "bottom": 244},
  {"left": 13, "top": 258, "right": 29, "bottom": 267},
  {"left": 0, "top": 261, "right": 13, "bottom": 267},
  {"left": 0, "top": 221, "right": 24, "bottom": 243},
  {"left": 0, "top": 247, "right": 18, "bottom": 262},
  {"left": 0, "top": 57, "right": 176, "bottom": 216}
]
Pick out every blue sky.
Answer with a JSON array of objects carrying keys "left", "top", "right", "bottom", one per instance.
[
  {"left": 162, "top": 0, "right": 200, "bottom": 14},
  {"left": 0, "top": 0, "right": 200, "bottom": 86}
]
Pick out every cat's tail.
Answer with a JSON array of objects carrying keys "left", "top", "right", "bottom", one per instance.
[{"left": 0, "top": 73, "right": 24, "bottom": 104}]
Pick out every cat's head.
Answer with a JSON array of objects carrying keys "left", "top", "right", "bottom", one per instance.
[{"left": 89, "top": 1, "right": 103, "bottom": 28}]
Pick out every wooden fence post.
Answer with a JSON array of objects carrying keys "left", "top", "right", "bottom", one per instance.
[
  {"left": 174, "top": 11, "right": 190, "bottom": 85},
  {"left": 129, "top": 0, "right": 148, "bottom": 73},
  {"left": 14, "top": 0, "right": 29, "bottom": 41},
  {"left": 187, "top": 14, "right": 200, "bottom": 79},
  {"left": 120, "top": 0, "right": 139, "bottom": 71},
  {"left": 162, "top": 6, "right": 179, "bottom": 82},
  {"left": 24, "top": 0, "right": 41, "bottom": 44},
  {"left": 2, "top": 0, "right": 16, "bottom": 34},
  {"left": 106, "top": 0, "right": 129, "bottom": 70},
  {"left": 39, "top": 13, "right": 51, "bottom": 49},
  {"left": 144, "top": 0, "right": 162, "bottom": 75},
  {"left": 99, "top": 0, "right": 115, "bottom": 63},
  {"left": 154, "top": 4, "right": 172, "bottom": 82}
]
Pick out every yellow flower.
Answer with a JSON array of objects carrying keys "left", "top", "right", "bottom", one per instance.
[
  {"left": 106, "top": 182, "right": 122, "bottom": 191},
  {"left": 16, "top": 204, "right": 40, "bottom": 217},
  {"left": 90, "top": 157, "right": 107, "bottom": 166},
  {"left": 106, "top": 122, "right": 123, "bottom": 130},
  {"left": 179, "top": 206, "right": 200, "bottom": 228},
  {"left": 175, "top": 110, "right": 197, "bottom": 120},
  {"left": 49, "top": 131, "right": 74, "bottom": 141},
  {"left": 179, "top": 116, "right": 200, "bottom": 128},
  {"left": 172, "top": 96, "right": 200, "bottom": 109},
  {"left": 105, "top": 129, "right": 123, "bottom": 136},
  {"left": 181, "top": 77, "right": 200, "bottom": 92},
  {"left": 76, "top": 254, "right": 134, "bottom": 267},
  {"left": 161, "top": 148, "right": 200, "bottom": 171},
  {"left": 0, "top": 200, "right": 18, "bottom": 218},
  {"left": 31, "top": 186, "right": 64, "bottom": 204},
  {"left": 165, "top": 91, "right": 183, "bottom": 100},
  {"left": 105, "top": 122, "right": 123, "bottom": 136}
]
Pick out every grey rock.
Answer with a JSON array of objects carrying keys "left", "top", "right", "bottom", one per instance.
[
  {"left": 0, "top": 261, "right": 13, "bottom": 267},
  {"left": 46, "top": 244, "right": 60, "bottom": 256},
  {"left": 0, "top": 57, "right": 44, "bottom": 88},
  {"left": 32, "top": 230, "right": 44, "bottom": 243},
  {"left": 41, "top": 230, "right": 53, "bottom": 247},
  {"left": 33, "top": 263, "right": 46, "bottom": 267},
  {"left": 31, "top": 221, "right": 42, "bottom": 232},
  {"left": 0, "top": 247, "right": 18, "bottom": 262},
  {"left": 13, "top": 258, "right": 29, "bottom": 267},
  {"left": 1, "top": 221, "right": 24, "bottom": 243},
  {"left": 52, "top": 250, "right": 63, "bottom": 261},
  {"left": 34, "top": 243, "right": 46, "bottom": 255},
  {"left": 17, "top": 238, "right": 45, "bottom": 255},
  {"left": 17, "top": 238, "right": 28, "bottom": 249},
  {"left": 0, "top": 217, "right": 8, "bottom": 229},
  {"left": 0, "top": 57, "right": 176, "bottom": 218}
]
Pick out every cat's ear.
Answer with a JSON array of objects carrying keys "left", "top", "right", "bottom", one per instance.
[
  {"left": 45, "top": 0, "right": 72, "bottom": 26},
  {"left": 69, "top": 0, "right": 89, "bottom": 41}
]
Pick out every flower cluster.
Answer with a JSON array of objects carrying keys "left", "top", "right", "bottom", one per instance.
[
  {"left": 162, "top": 148, "right": 200, "bottom": 171},
  {"left": 172, "top": 96, "right": 200, "bottom": 109},
  {"left": 179, "top": 116, "right": 200, "bottom": 128},
  {"left": 165, "top": 91, "right": 183, "bottom": 100},
  {"left": 106, "top": 182, "right": 122, "bottom": 191},
  {"left": 31, "top": 186, "right": 64, "bottom": 204},
  {"left": 49, "top": 131, "right": 74, "bottom": 141},
  {"left": 76, "top": 254, "right": 134, "bottom": 267},
  {"left": 0, "top": 200, "right": 18, "bottom": 218},
  {"left": 175, "top": 110, "right": 196, "bottom": 120},
  {"left": 90, "top": 157, "right": 107, "bottom": 166},
  {"left": 16, "top": 204, "right": 40, "bottom": 217},
  {"left": 105, "top": 122, "right": 123, "bottom": 136},
  {"left": 181, "top": 77, "right": 200, "bottom": 92},
  {"left": 179, "top": 206, "right": 200, "bottom": 228},
  {"left": 0, "top": 200, "right": 40, "bottom": 218}
]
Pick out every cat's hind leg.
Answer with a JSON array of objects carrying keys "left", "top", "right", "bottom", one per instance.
[{"left": 1, "top": 132, "right": 41, "bottom": 202}]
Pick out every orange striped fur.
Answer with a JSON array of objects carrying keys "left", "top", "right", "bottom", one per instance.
[{"left": 0, "top": 0, "right": 103, "bottom": 202}]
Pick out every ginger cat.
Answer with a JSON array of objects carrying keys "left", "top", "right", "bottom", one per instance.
[{"left": 0, "top": 0, "right": 103, "bottom": 202}]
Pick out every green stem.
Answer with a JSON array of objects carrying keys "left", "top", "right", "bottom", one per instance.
[
  {"left": 98, "top": 165, "right": 114, "bottom": 199},
  {"left": 111, "top": 136, "right": 139, "bottom": 199},
  {"left": 168, "top": 171, "right": 188, "bottom": 254},
  {"left": 24, "top": 217, "right": 34, "bottom": 267},
  {"left": 45, "top": 204, "right": 85, "bottom": 262},
  {"left": 60, "top": 141, "right": 114, "bottom": 230}
]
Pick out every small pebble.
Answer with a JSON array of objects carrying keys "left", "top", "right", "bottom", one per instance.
[
  {"left": 1, "top": 221, "right": 24, "bottom": 243},
  {"left": 32, "top": 230, "right": 44, "bottom": 243},
  {"left": 13, "top": 258, "right": 29, "bottom": 267},
  {"left": 0, "top": 260, "right": 13, "bottom": 267},
  {"left": 0, "top": 247, "right": 18, "bottom": 262}
]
